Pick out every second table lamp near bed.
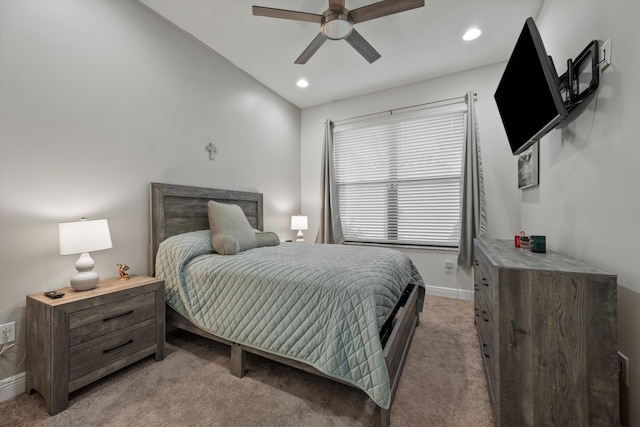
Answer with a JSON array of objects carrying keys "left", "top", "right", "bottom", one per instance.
[{"left": 291, "top": 215, "right": 308, "bottom": 243}]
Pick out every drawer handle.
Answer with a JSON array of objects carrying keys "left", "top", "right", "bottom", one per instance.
[
  {"left": 474, "top": 260, "right": 479, "bottom": 266},
  {"left": 482, "top": 343, "right": 490, "bottom": 358},
  {"left": 475, "top": 308, "right": 480, "bottom": 317},
  {"left": 482, "top": 278, "right": 489, "bottom": 287},
  {"left": 103, "top": 339, "right": 133, "bottom": 354},
  {"left": 482, "top": 310, "right": 490, "bottom": 322},
  {"left": 474, "top": 284, "right": 479, "bottom": 292},
  {"left": 103, "top": 310, "right": 134, "bottom": 322}
]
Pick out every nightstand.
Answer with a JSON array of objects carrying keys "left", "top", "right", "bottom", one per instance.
[{"left": 26, "top": 276, "right": 165, "bottom": 415}]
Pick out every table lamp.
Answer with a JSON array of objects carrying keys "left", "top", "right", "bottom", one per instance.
[
  {"left": 291, "top": 215, "right": 308, "bottom": 243},
  {"left": 59, "top": 218, "right": 112, "bottom": 291}
]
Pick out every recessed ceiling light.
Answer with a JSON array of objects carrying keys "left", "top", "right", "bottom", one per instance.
[
  {"left": 296, "top": 79, "right": 309, "bottom": 88},
  {"left": 463, "top": 28, "right": 482, "bottom": 41}
]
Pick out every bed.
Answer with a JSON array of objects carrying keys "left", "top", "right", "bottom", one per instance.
[{"left": 149, "top": 182, "right": 425, "bottom": 426}]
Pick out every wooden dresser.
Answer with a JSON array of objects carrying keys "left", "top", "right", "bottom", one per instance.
[
  {"left": 26, "top": 276, "right": 165, "bottom": 415},
  {"left": 473, "top": 239, "right": 619, "bottom": 426}
]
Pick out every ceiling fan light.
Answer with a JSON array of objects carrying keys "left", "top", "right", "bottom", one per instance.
[{"left": 322, "top": 14, "right": 353, "bottom": 40}]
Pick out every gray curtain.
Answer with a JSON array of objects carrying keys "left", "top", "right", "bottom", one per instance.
[
  {"left": 315, "top": 120, "right": 344, "bottom": 244},
  {"left": 458, "top": 91, "right": 487, "bottom": 267}
]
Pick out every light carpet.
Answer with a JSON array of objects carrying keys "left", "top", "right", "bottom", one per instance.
[{"left": 0, "top": 296, "right": 493, "bottom": 426}]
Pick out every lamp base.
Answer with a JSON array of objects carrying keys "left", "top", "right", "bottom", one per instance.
[
  {"left": 70, "top": 272, "right": 99, "bottom": 291},
  {"left": 70, "top": 253, "right": 99, "bottom": 291},
  {"left": 295, "top": 230, "right": 305, "bottom": 243}
]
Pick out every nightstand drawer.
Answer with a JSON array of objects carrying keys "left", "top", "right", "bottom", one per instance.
[
  {"left": 69, "top": 292, "right": 156, "bottom": 346},
  {"left": 68, "top": 319, "right": 156, "bottom": 382}
]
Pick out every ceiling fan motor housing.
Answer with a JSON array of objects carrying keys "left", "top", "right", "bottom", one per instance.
[{"left": 321, "top": 9, "right": 353, "bottom": 40}]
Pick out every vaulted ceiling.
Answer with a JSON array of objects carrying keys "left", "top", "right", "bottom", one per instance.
[{"left": 139, "top": 0, "right": 543, "bottom": 108}]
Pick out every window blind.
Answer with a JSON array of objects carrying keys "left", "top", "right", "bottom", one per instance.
[{"left": 333, "top": 101, "right": 467, "bottom": 247}]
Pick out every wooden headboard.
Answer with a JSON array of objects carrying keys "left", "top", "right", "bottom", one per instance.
[{"left": 149, "top": 182, "right": 263, "bottom": 276}]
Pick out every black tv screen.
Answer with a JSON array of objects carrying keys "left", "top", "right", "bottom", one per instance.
[{"left": 495, "top": 18, "right": 567, "bottom": 155}]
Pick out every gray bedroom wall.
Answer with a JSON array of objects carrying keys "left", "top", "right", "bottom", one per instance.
[
  {"left": 0, "top": 0, "right": 300, "bottom": 389},
  {"left": 530, "top": 1, "right": 640, "bottom": 424},
  {"left": 300, "top": 63, "right": 520, "bottom": 300}
]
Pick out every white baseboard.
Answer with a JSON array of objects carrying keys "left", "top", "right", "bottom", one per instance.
[
  {"left": 0, "top": 371, "right": 26, "bottom": 403},
  {"left": 424, "top": 284, "right": 474, "bottom": 301}
]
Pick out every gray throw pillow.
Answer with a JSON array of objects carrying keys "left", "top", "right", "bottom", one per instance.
[
  {"left": 255, "top": 231, "right": 280, "bottom": 248},
  {"left": 208, "top": 201, "right": 257, "bottom": 255}
]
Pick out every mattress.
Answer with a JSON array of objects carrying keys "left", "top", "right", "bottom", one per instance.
[{"left": 155, "top": 230, "right": 425, "bottom": 408}]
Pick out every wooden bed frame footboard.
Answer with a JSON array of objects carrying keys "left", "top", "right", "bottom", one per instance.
[
  {"left": 166, "top": 285, "right": 420, "bottom": 427},
  {"left": 150, "top": 182, "right": 420, "bottom": 427},
  {"left": 383, "top": 283, "right": 420, "bottom": 425}
]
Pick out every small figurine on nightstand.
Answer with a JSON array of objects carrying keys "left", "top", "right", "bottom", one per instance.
[{"left": 117, "top": 263, "right": 130, "bottom": 280}]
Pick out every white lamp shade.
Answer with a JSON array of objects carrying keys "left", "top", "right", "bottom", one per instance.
[
  {"left": 291, "top": 215, "right": 308, "bottom": 231},
  {"left": 59, "top": 219, "right": 112, "bottom": 255}
]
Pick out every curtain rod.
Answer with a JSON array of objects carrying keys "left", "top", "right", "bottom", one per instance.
[{"left": 333, "top": 92, "right": 477, "bottom": 125}]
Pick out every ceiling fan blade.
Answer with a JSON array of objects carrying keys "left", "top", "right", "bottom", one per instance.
[
  {"left": 345, "top": 29, "right": 381, "bottom": 63},
  {"left": 295, "top": 33, "right": 328, "bottom": 64},
  {"left": 328, "top": 0, "right": 345, "bottom": 11},
  {"left": 350, "top": 0, "right": 424, "bottom": 24},
  {"left": 252, "top": 6, "right": 322, "bottom": 23}
]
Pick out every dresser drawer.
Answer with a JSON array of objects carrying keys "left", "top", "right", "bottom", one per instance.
[
  {"left": 474, "top": 251, "right": 496, "bottom": 305},
  {"left": 68, "top": 319, "right": 156, "bottom": 382},
  {"left": 475, "top": 294, "right": 494, "bottom": 354},
  {"left": 474, "top": 251, "right": 497, "bottom": 402},
  {"left": 69, "top": 292, "right": 156, "bottom": 346}
]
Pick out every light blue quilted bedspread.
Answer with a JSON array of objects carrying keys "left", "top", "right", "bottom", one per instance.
[{"left": 156, "top": 230, "right": 425, "bottom": 409}]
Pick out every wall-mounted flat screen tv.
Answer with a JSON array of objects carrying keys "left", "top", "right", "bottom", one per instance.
[{"left": 494, "top": 17, "right": 568, "bottom": 155}]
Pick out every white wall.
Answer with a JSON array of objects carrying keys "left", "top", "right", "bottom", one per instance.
[
  {"left": 528, "top": 1, "right": 640, "bottom": 424},
  {"left": 300, "top": 63, "right": 521, "bottom": 299},
  {"left": 302, "top": 2, "right": 639, "bottom": 422},
  {"left": 0, "top": 0, "right": 300, "bottom": 385}
]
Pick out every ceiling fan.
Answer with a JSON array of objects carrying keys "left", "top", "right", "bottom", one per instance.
[{"left": 252, "top": 0, "right": 425, "bottom": 64}]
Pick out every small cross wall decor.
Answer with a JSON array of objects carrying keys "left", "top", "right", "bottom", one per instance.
[{"left": 206, "top": 142, "right": 217, "bottom": 160}]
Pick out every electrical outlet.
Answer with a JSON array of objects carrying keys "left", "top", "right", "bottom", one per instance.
[
  {"left": 445, "top": 260, "right": 454, "bottom": 271},
  {"left": 0, "top": 321, "right": 16, "bottom": 344},
  {"left": 600, "top": 38, "right": 611, "bottom": 70},
  {"left": 618, "top": 351, "right": 629, "bottom": 387}
]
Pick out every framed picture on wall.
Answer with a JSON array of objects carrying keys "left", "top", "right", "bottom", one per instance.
[{"left": 518, "top": 142, "right": 539, "bottom": 189}]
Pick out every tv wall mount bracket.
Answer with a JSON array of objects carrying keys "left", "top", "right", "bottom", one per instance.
[{"left": 556, "top": 40, "right": 600, "bottom": 126}]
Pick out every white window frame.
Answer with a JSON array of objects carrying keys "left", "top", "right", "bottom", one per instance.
[{"left": 332, "top": 100, "right": 467, "bottom": 248}]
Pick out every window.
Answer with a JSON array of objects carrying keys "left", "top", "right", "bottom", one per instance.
[{"left": 333, "top": 101, "right": 467, "bottom": 247}]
